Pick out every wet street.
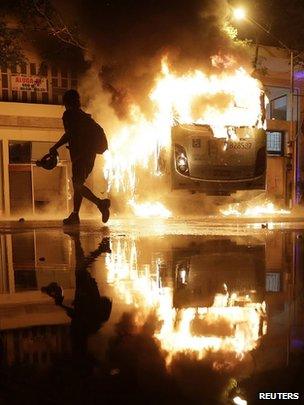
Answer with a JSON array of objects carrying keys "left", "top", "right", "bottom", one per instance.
[{"left": 0, "top": 219, "right": 304, "bottom": 404}]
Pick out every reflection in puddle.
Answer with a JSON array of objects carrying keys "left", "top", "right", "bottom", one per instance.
[
  {"left": 0, "top": 227, "right": 303, "bottom": 403},
  {"left": 106, "top": 237, "right": 267, "bottom": 366}
]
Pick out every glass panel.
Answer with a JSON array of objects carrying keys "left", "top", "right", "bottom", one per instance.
[
  {"left": 1, "top": 74, "right": 8, "bottom": 88},
  {"left": 266, "top": 273, "right": 281, "bottom": 292},
  {"left": 42, "top": 92, "right": 49, "bottom": 103},
  {"left": 33, "top": 166, "right": 67, "bottom": 215},
  {"left": 9, "top": 170, "right": 33, "bottom": 214},
  {"left": 9, "top": 141, "right": 32, "bottom": 163},
  {"left": 2, "top": 89, "right": 8, "bottom": 101},
  {"left": 31, "top": 92, "right": 37, "bottom": 103},
  {"left": 20, "top": 63, "right": 27, "bottom": 74},
  {"left": 30, "top": 63, "right": 36, "bottom": 75},
  {"left": 266, "top": 131, "right": 284, "bottom": 155},
  {"left": 270, "top": 96, "right": 287, "bottom": 120},
  {"left": 12, "top": 232, "right": 37, "bottom": 291}
]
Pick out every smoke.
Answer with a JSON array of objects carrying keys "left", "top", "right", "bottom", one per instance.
[
  {"left": 58, "top": 0, "right": 250, "bottom": 119},
  {"left": 54, "top": 0, "right": 259, "bottom": 217}
]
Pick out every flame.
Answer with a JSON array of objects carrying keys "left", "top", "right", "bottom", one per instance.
[
  {"left": 128, "top": 199, "right": 172, "bottom": 218},
  {"left": 101, "top": 57, "right": 266, "bottom": 213},
  {"left": 106, "top": 237, "right": 267, "bottom": 366},
  {"left": 221, "top": 201, "right": 290, "bottom": 217},
  {"left": 151, "top": 58, "right": 265, "bottom": 138}
]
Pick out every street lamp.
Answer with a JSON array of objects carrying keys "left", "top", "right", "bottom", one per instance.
[
  {"left": 232, "top": 7, "right": 298, "bottom": 207},
  {"left": 233, "top": 7, "right": 246, "bottom": 21}
]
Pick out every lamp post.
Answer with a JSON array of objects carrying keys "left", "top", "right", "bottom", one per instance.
[{"left": 232, "top": 7, "right": 298, "bottom": 207}]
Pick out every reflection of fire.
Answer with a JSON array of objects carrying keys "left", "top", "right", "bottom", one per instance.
[
  {"left": 102, "top": 57, "right": 265, "bottom": 216},
  {"left": 220, "top": 201, "right": 290, "bottom": 217},
  {"left": 106, "top": 238, "right": 267, "bottom": 366}
]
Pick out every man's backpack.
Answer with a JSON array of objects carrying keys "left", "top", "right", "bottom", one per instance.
[
  {"left": 80, "top": 114, "right": 108, "bottom": 155},
  {"left": 90, "top": 119, "right": 108, "bottom": 155}
]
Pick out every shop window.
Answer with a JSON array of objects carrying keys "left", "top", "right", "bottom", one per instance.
[
  {"left": 39, "top": 63, "right": 48, "bottom": 76},
  {"left": 2, "top": 89, "right": 8, "bottom": 101},
  {"left": 270, "top": 95, "right": 287, "bottom": 120},
  {"left": 61, "top": 78, "right": 68, "bottom": 88},
  {"left": 1, "top": 73, "right": 8, "bottom": 88},
  {"left": 42, "top": 92, "right": 49, "bottom": 103},
  {"left": 20, "top": 63, "right": 27, "bottom": 74},
  {"left": 266, "top": 131, "right": 284, "bottom": 156},
  {"left": 9, "top": 141, "right": 32, "bottom": 163},
  {"left": 31, "top": 92, "right": 37, "bottom": 103},
  {"left": 30, "top": 63, "right": 36, "bottom": 75}
]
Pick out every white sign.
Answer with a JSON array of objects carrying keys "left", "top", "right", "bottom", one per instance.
[{"left": 11, "top": 75, "right": 48, "bottom": 92}]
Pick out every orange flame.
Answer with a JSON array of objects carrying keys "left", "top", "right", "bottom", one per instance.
[
  {"left": 106, "top": 238, "right": 267, "bottom": 366},
  {"left": 102, "top": 57, "right": 266, "bottom": 214},
  {"left": 220, "top": 201, "right": 290, "bottom": 217}
]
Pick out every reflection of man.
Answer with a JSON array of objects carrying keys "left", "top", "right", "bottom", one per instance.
[
  {"left": 42, "top": 231, "right": 112, "bottom": 355},
  {"left": 50, "top": 89, "right": 110, "bottom": 225}
]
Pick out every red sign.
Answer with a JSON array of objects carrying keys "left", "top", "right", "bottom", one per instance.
[{"left": 11, "top": 75, "right": 48, "bottom": 92}]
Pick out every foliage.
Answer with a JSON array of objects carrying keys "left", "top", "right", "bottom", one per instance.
[
  {"left": 0, "top": 0, "right": 86, "bottom": 71},
  {"left": 0, "top": 20, "right": 25, "bottom": 67}
]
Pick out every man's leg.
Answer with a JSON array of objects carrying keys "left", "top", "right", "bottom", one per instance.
[
  {"left": 79, "top": 184, "right": 110, "bottom": 223},
  {"left": 80, "top": 184, "right": 100, "bottom": 206},
  {"left": 73, "top": 182, "right": 84, "bottom": 213},
  {"left": 63, "top": 161, "right": 83, "bottom": 225}
]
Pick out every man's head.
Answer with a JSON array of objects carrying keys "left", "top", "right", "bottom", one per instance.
[{"left": 63, "top": 89, "right": 81, "bottom": 110}]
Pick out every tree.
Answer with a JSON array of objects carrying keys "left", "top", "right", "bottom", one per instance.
[
  {"left": 0, "top": 20, "right": 24, "bottom": 67},
  {"left": 0, "top": 0, "right": 87, "bottom": 71}
]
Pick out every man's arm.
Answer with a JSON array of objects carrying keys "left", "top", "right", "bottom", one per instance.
[{"left": 49, "top": 132, "right": 70, "bottom": 154}]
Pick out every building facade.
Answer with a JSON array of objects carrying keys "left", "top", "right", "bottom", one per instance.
[
  {"left": 254, "top": 45, "right": 304, "bottom": 206},
  {"left": 0, "top": 54, "right": 77, "bottom": 218}
]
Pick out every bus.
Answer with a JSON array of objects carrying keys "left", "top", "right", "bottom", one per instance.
[{"left": 169, "top": 123, "right": 266, "bottom": 195}]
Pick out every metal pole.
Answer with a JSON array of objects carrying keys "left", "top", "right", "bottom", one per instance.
[{"left": 290, "top": 51, "right": 297, "bottom": 207}]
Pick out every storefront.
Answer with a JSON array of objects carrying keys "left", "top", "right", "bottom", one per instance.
[{"left": 0, "top": 101, "right": 71, "bottom": 218}]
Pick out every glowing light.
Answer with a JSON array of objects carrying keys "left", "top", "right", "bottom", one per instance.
[
  {"left": 101, "top": 57, "right": 266, "bottom": 209},
  {"left": 221, "top": 202, "right": 290, "bottom": 217},
  {"left": 233, "top": 396, "right": 247, "bottom": 405},
  {"left": 128, "top": 199, "right": 172, "bottom": 218},
  {"left": 106, "top": 238, "right": 267, "bottom": 367},
  {"left": 233, "top": 7, "right": 247, "bottom": 21}
]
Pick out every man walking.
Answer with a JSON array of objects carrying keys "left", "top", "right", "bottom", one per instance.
[{"left": 50, "top": 89, "right": 110, "bottom": 225}]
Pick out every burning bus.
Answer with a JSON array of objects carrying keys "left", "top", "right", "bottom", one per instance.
[
  {"left": 170, "top": 123, "right": 266, "bottom": 195},
  {"left": 152, "top": 64, "right": 268, "bottom": 197},
  {"left": 102, "top": 61, "right": 268, "bottom": 208}
]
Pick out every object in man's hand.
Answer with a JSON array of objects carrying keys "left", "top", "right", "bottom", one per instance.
[{"left": 36, "top": 152, "right": 59, "bottom": 170}]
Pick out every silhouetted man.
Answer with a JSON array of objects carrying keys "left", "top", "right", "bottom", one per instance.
[
  {"left": 50, "top": 89, "right": 110, "bottom": 225},
  {"left": 42, "top": 230, "right": 112, "bottom": 356}
]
